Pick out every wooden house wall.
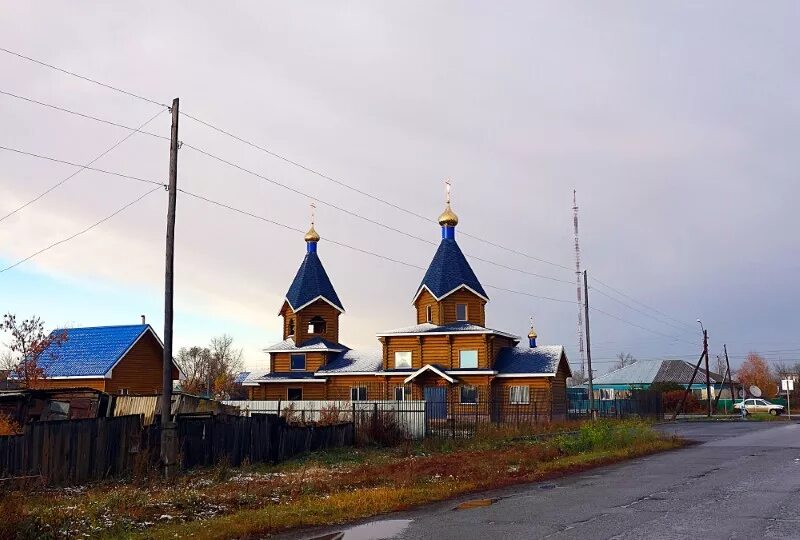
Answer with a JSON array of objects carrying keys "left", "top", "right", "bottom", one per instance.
[
  {"left": 414, "top": 289, "right": 441, "bottom": 324},
  {"left": 293, "top": 300, "right": 341, "bottom": 345},
  {"left": 251, "top": 383, "right": 327, "bottom": 401},
  {"left": 280, "top": 302, "right": 295, "bottom": 340},
  {"left": 31, "top": 378, "right": 107, "bottom": 392},
  {"left": 439, "top": 289, "right": 486, "bottom": 326},
  {"left": 270, "top": 351, "right": 328, "bottom": 373},
  {"left": 106, "top": 332, "right": 177, "bottom": 395}
]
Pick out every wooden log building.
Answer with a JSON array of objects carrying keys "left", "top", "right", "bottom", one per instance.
[{"left": 244, "top": 191, "right": 573, "bottom": 420}]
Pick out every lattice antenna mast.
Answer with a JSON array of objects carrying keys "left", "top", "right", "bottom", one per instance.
[{"left": 573, "top": 190, "right": 587, "bottom": 378}]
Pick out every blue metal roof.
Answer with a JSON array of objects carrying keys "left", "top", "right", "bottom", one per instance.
[
  {"left": 494, "top": 345, "right": 566, "bottom": 376},
  {"left": 38, "top": 325, "right": 155, "bottom": 378},
  {"left": 285, "top": 251, "right": 344, "bottom": 312},
  {"left": 317, "top": 349, "right": 383, "bottom": 373},
  {"left": 234, "top": 371, "right": 251, "bottom": 384},
  {"left": 256, "top": 372, "right": 319, "bottom": 380},
  {"left": 415, "top": 238, "right": 487, "bottom": 301}
]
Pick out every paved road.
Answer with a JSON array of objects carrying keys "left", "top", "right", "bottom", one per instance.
[{"left": 292, "top": 422, "right": 800, "bottom": 540}]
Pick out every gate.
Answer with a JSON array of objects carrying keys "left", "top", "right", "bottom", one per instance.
[{"left": 424, "top": 386, "right": 447, "bottom": 421}]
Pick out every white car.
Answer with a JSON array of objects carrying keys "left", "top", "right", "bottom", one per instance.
[{"left": 733, "top": 398, "right": 785, "bottom": 416}]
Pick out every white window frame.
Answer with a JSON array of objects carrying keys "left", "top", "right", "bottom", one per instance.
[
  {"left": 394, "top": 351, "right": 412, "bottom": 369},
  {"left": 351, "top": 386, "right": 368, "bottom": 401},
  {"left": 459, "top": 350, "right": 479, "bottom": 369},
  {"left": 460, "top": 385, "right": 478, "bottom": 404},
  {"left": 287, "top": 387, "right": 303, "bottom": 400},
  {"left": 290, "top": 353, "right": 306, "bottom": 371},
  {"left": 395, "top": 386, "right": 406, "bottom": 401},
  {"left": 456, "top": 303, "right": 468, "bottom": 321},
  {"left": 509, "top": 385, "right": 530, "bottom": 404},
  {"left": 426, "top": 305, "right": 433, "bottom": 323}
]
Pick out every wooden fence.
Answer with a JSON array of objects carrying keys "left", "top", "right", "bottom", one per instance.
[{"left": 0, "top": 414, "right": 353, "bottom": 486}]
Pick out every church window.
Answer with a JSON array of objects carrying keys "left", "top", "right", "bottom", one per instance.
[
  {"left": 288, "top": 318, "right": 295, "bottom": 336},
  {"left": 456, "top": 303, "right": 468, "bottom": 321},
  {"left": 460, "top": 385, "right": 478, "bottom": 404},
  {"left": 290, "top": 354, "right": 306, "bottom": 370},
  {"left": 395, "top": 351, "right": 412, "bottom": 369},
  {"left": 459, "top": 350, "right": 478, "bottom": 369},
  {"left": 426, "top": 305, "right": 433, "bottom": 323},
  {"left": 351, "top": 386, "right": 368, "bottom": 401},
  {"left": 308, "top": 316, "right": 326, "bottom": 335},
  {"left": 509, "top": 386, "right": 530, "bottom": 404}
]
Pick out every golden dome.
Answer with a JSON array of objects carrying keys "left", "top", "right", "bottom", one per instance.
[
  {"left": 528, "top": 327, "right": 538, "bottom": 339},
  {"left": 304, "top": 224, "right": 320, "bottom": 242},
  {"left": 438, "top": 203, "right": 459, "bottom": 227}
]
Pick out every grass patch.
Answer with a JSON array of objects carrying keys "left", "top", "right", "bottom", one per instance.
[{"left": 1, "top": 419, "right": 682, "bottom": 539}]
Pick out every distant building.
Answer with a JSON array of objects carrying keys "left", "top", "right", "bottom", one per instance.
[
  {"left": 27, "top": 324, "right": 181, "bottom": 395},
  {"left": 590, "top": 359, "right": 730, "bottom": 400},
  {"left": 244, "top": 190, "right": 573, "bottom": 419}
]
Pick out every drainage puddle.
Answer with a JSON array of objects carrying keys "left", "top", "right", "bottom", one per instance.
[{"left": 308, "top": 519, "right": 412, "bottom": 540}]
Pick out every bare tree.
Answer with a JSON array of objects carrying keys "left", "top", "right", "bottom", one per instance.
[
  {"left": 614, "top": 352, "right": 636, "bottom": 371},
  {"left": 1, "top": 313, "right": 67, "bottom": 388},
  {"left": 0, "top": 349, "right": 15, "bottom": 371},
  {"left": 177, "top": 334, "right": 244, "bottom": 399}
]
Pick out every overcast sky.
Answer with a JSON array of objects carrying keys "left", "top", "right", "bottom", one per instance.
[{"left": 1, "top": 2, "right": 798, "bottom": 374}]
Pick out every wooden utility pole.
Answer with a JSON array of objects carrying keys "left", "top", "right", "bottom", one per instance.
[
  {"left": 160, "top": 97, "right": 180, "bottom": 477},
  {"left": 671, "top": 350, "right": 706, "bottom": 421},
  {"left": 724, "top": 344, "right": 735, "bottom": 408},
  {"left": 703, "top": 329, "right": 711, "bottom": 417},
  {"left": 583, "top": 270, "right": 595, "bottom": 418}
]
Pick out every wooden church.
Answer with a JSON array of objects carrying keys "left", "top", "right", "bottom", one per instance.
[{"left": 244, "top": 189, "right": 572, "bottom": 420}]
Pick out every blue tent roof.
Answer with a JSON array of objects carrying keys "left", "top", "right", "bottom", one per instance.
[
  {"left": 37, "top": 325, "right": 156, "bottom": 378},
  {"left": 494, "top": 345, "right": 567, "bottom": 376},
  {"left": 415, "top": 238, "right": 487, "bottom": 301},
  {"left": 285, "top": 252, "right": 344, "bottom": 312}
]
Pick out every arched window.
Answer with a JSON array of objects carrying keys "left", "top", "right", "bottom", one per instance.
[{"left": 307, "top": 316, "right": 326, "bottom": 335}]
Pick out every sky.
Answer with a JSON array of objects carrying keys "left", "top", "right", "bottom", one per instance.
[{"left": 1, "top": 2, "right": 799, "bottom": 375}]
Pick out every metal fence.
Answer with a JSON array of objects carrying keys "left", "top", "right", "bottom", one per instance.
[{"left": 567, "top": 390, "right": 664, "bottom": 420}]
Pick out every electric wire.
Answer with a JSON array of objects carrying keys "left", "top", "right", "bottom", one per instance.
[
  {"left": 0, "top": 46, "right": 701, "bottom": 332},
  {"left": 0, "top": 108, "right": 167, "bottom": 224},
  {"left": 0, "top": 186, "right": 162, "bottom": 273}
]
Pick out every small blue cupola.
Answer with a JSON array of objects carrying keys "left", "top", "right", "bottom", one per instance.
[
  {"left": 413, "top": 182, "right": 489, "bottom": 303},
  {"left": 284, "top": 208, "right": 344, "bottom": 313},
  {"left": 528, "top": 317, "right": 538, "bottom": 348}
]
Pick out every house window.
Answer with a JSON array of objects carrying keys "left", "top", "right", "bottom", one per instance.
[
  {"left": 395, "top": 387, "right": 406, "bottom": 401},
  {"left": 307, "top": 316, "right": 326, "bottom": 335},
  {"left": 460, "top": 385, "right": 478, "bottom": 404},
  {"left": 394, "top": 351, "right": 412, "bottom": 369},
  {"left": 456, "top": 303, "right": 468, "bottom": 321},
  {"left": 351, "top": 386, "right": 368, "bottom": 401},
  {"left": 290, "top": 354, "right": 306, "bottom": 370},
  {"left": 599, "top": 389, "right": 615, "bottom": 401},
  {"left": 287, "top": 387, "right": 303, "bottom": 400},
  {"left": 509, "top": 386, "right": 530, "bottom": 404},
  {"left": 426, "top": 305, "right": 433, "bottom": 323},
  {"left": 459, "top": 350, "right": 478, "bottom": 369},
  {"left": 288, "top": 318, "right": 295, "bottom": 336}
]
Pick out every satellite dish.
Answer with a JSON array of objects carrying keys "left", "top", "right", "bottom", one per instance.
[{"left": 750, "top": 385, "right": 762, "bottom": 398}]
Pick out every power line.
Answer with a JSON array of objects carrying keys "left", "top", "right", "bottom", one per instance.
[
  {"left": 0, "top": 89, "right": 169, "bottom": 142},
  {"left": 0, "top": 47, "right": 168, "bottom": 108},
  {"left": 588, "top": 283, "right": 696, "bottom": 335},
  {"left": 0, "top": 145, "right": 166, "bottom": 187},
  {"left": 0, "top": 186, "right": 161, "bottom": 273},
  {"left": 0, "top": 85, "right": 575, "bottom": 287},
  {"left": 0, "top": 108, "right": 167, "bottom": 224},
  {"left": 590, "top": 275, "right": 696, "bottom": 331},
  {"left": 0, "top": 46, "right": 696, "bottom": 331}
]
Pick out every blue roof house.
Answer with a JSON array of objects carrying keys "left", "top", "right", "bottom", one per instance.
[{"left": 29, "top": 324, "right": 180, "bottom": 395}]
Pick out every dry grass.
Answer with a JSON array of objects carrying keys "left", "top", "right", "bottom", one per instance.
[
  {"left": 0, "top": 414, "right": 21, "bottom": 436},
  {"left": 0, "top": 419, "right": 683, "bottom": 540}
]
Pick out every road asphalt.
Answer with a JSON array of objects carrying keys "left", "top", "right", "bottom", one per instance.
[{"left": 289, "top": 421, "right": 800, "bottom": 540}]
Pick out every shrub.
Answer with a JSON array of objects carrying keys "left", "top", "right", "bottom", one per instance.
[
  {"left": 554, "top": 419, "right": 656, "bottom": 454},
  {"left": 356, "top": 411, "right": 408, "bottom": 446},
  {"left": 318, "top": 404, "right": 344, "bottom": 426},
  {"left": 0, "top": 414, "right": 21, "bottom": 436},
  {"left": 662, "top": 390, "right": 705, "bottom": 413}
]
